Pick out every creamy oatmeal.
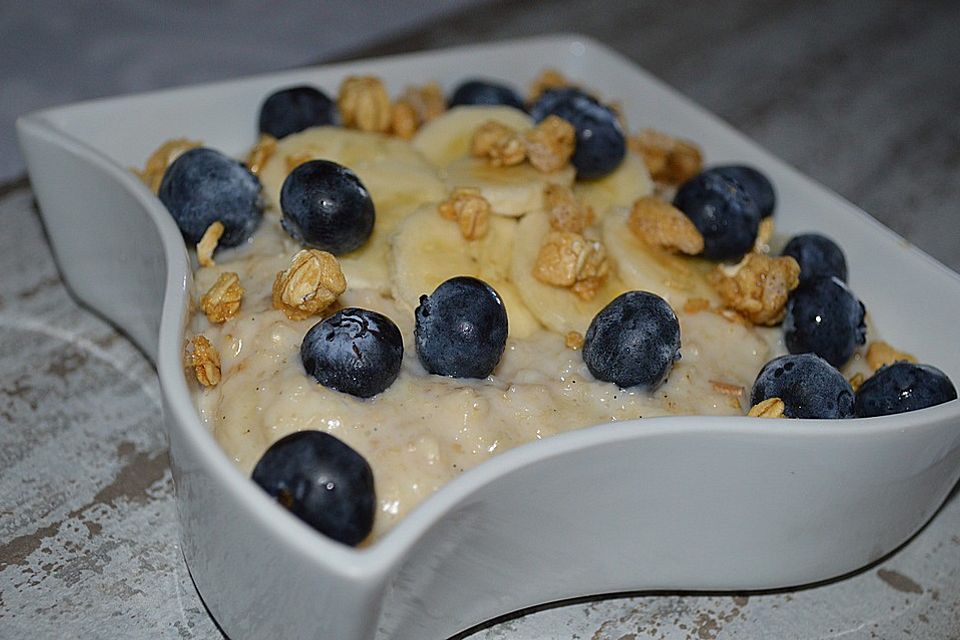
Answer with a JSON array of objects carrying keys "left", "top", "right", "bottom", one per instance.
[{"left": 179, "top": 112, "right": 817, "bottom": 539}]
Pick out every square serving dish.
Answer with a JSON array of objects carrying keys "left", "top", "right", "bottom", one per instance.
[{"left": 17, "top": 34, "right": 960, "bottom": 640}]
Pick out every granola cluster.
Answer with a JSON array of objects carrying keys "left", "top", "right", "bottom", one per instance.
[
  {"left": 338, "top": 76, "right": 392, "bottom": 133},
  {"left": 629, "top": 128, "right": 702, "bottom": 186},
  {"left": 544, "top": 184, "right": 594, "bottom": 233},
  {"left": 471, "top": 121, "right": 527, "bottom": 167},
  {"left": 200, "top": 272, "right": 244, "bottom": 323},
  {"left": 711, "top": 253, "right": 801, "bottom": 326},
  {"left": 338, "top": 76, "right": 445, "bottom": 139},
  {"left": 272, "top": 249, "right": 347, "bottom": 321},
  {"left": 628, "top": 196, "right": 704, "bottom": 255},
  {"left": 438, "top": 188, "right": 491, "bottom": 240},
  {"left": 865, "top": 341, "right": 917, "bottom": 370},
  {"left": 747, "top": 397, "right": 786, "bottom": 418},
  {"left": 392, "top": 83, "right": 445, "bottom": 139},
  {"left": 470, "top": 116, "right": 575, "bottom": 172},
  {"left": 186, "top": 335, "right": 221, "bottom": 387},
  {"left": 533, "top": 230, "right": 610, "bottom": 300}
]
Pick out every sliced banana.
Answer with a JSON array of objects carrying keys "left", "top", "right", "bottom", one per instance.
[
  {"left": 258, "top": 126, "right": 441, "bottom": 213},
  {"left": 602, "top": 207, "right": 719, "bottom": 307},
  {"left": 412, "top": 105, "right": 533, "bottom": 168},
  {"left": 574, "top": 151, "right": 654, "bottom": 216},
  {"left": 389, "top": 205, "right": 538, "bottom": 338},
  {"left": 511, "top": 211, "right": 629, "bottom": 335},
  {"left": 443, "top": 158, "right": 576, "bottom": 217},
  {"left": 256, "top": 127, "right": 445, "bottom": 292}
]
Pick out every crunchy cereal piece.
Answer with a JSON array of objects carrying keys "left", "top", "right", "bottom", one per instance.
[
  {"left": 390, "top": 100, "right": 419, "bottom": 139},
  {"left": 753, "top": 216, "right": 775, "bottom": 254},
  {"left": 134, "top": 138, "right": 201, "bottom": 193},
  {"left": 471, "top": 120, "right": 526, "bottom": 166},
  {"left": 398, "top": 82, "right": 446, "bottom": 123},
  {"left": 196, "top": 221, "right": 225, "bottom": 268},
  {"left": 544, "top": 184, "right": 594, "bottom": 233},
  {"left": 245, "top": 134, "right": 277, "bottom": 176},
  {"left": 683, "top": 297, "right": 711, "bottom": 314},
  {"left": 628, "top": 196, "right": 704, "bottom": 255},
  {"left": 533, "top": 230, "right": 610, "bottom": 300},
  {"left": 711, "top": 380, "right": 744, "bottom": 397},
  {"left": 338, "top": 76, "right": 391, "bottom": 133},
  {"left": 849, "top": 372, "right": 865, "bottom": 392},
  {"left": 524, "top": 115, "right": 575, "bottom": 173},
  {"left": 630, "top": 128, "right": 703, "bottom": 186},
  {"left": 200, "top": 272, "right": 244, "bottom": 323},
  {"left": 272, "top": 249, "right": 347, "bottom": 321},
  {"left": 438, "top": 188, "right": 491, "bottom": 240},
  {"left": 712, "top": 253, "right": 800, "bottom": 325},
  {"left": 186, "top": 335, "right": 221, "bottom": 387},
  {"left": 565, "top": 331, "right": 585, "bottom": 350},
  {"left": 866, "top": 341, "right": 918, "bottom": 370},
  {"left": 747, "top": 397, "right": 786, "bottom": 418},
  {"left": 286, "top": 151, "right": 315, "bottom": 173},
  {"left": 528, "top": 68, "right": 571, "bottom": 102}
]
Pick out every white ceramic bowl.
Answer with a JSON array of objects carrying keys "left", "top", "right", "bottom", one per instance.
[{"left": 17, "top": 34, "right": 960, "bottom": 640}]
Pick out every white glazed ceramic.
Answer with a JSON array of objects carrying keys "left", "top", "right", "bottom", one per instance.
[{"left": 17, "top": 35, "right": 960, "bottom": 640}]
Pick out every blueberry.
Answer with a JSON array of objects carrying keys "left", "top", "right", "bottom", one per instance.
[
  {"left": 252, "top": 431, "right": 374, "bottom": 546},
  {"left": 280, "top": 159, "right": 375, "bottom": 254},
  {"left": 415, "top": 276, "right": 508, "bottom": 379},
  {"left": 158, "top": 147, "right": 261, "bottom": 247},
  {"left": 672, "top": 170, "right": 761, "bottom": 261},
  {"left": 448, "top": 79, "right": 525, "bottom": 110},
  {"left": 301, "top": 308, "right": 403, "bottom": 398},
  {"left": 711, "top": 165, "right": 776, "bottom": 218},
  {"left": 530, "top": 88, "right": 626, "bottom": 180},
  {"left": 783, "top": 276, "right": 866, "bottom": 368},
  {"left": 258, "top": 86, "right": 338, "bottom": 139},
  {"left": 855, "top": 362, "right": 957, "bottom": 417},
  {"left": 782, "top": 233, "right": 848, "bottom": 286},
  {"left": 528, "top": 87, "right": 595, "bottom": 121},
  {"left": 581, "top": 291, "right": 680, "bottom": 390},
  {"left": 750, "top": 353, "right": 854, "bottom": 419}
]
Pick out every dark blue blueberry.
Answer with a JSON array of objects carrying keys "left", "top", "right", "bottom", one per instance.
[
  {"left": 252, "top": 431, "right": 374, "bottom": 546},
  {"left": 581, "top": 291, "right": 680, "bottom": 390},
  {"left": 280, "top": 159, "right": 375, "bottom": 254},
  {"left": 448, "top": 79, "right": 525, "bottom": 110},
  {"left": 415, "top": 276, "right": 508, "bottom": 379},
  {"left": 301, "top": 308, "right": 403, "bottom": 398},
  {"left": 711, "top": 165, "right": 776, "bottom": 218},
  {"left": 855, "top": 362, "right": 957, "bottom": 417},
  {"left": 750, "top": 353, "right": 854, "bottom": 419},
  {"left": 258, "top": 85, "right": 338, "bottom": 139},
  {"left": 783, "top": 276, "right": 866, "bottom": 368},
  {"left": 782, "top": 233, "right": 848, "bottom": 286},
  {"left": 158, "top": 147, "right": 261, "bottom": 247},
  {"left": 672, "top": 171, "right": 761, "bottom": 261},
  {"left": 530, "top": 88, "right": 626, "bottom": 180}
]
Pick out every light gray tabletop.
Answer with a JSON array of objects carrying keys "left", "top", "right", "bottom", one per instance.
[{"left": 3, "top": 0, "right": 960, "bottom": 637}]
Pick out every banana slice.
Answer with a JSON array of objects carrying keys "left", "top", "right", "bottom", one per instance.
[
  {"left": 389, "top": 205, "right": 538, "bottom": 338},
  {"left": 258, "top": 126, "right": 441, "bottom": 212},
  {"left": 257, "top": 127, "right": 445, "bottom": 292},
  {"left": 601, "top": 207, "right": 719, "bottom": 307},
  {"left": 443, "top": 158, "right": 576, "bottom": 217},
  {"left": 511, "top": 211, "right": 629, "bottom": 335},
  {"left": 412, "top": 105, "right": 533, "bottom": 168},
  {"left": 574, "top": 151, "right": 654, "bottom": 216}
]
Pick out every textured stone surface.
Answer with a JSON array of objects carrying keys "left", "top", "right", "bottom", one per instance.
[{"left": 3, "top": 1, "right": 960, "bottom": 637}]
